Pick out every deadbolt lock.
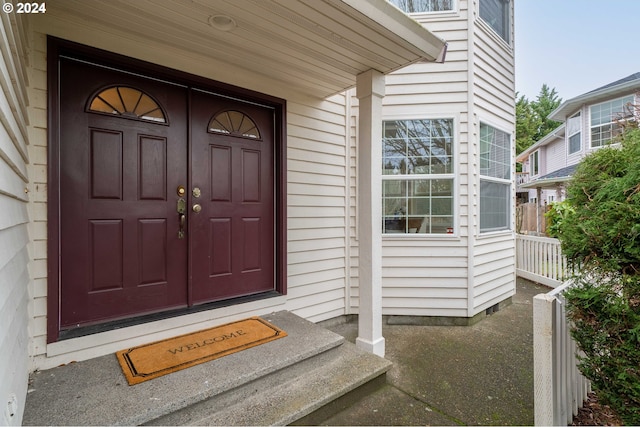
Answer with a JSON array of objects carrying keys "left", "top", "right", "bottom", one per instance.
[
  {"left": 192, "top": 203, "right": 202, "bottom": 213},
  {"left": 177, "top": 185, "right": 186, "bottom": 197}
]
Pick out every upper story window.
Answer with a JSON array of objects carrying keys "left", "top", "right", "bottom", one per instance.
[
  {"left": 529, "top": 150, "right": 539, "bottom": 176},
  {"left": 388, "top": 0, "right": 454, "bottom": 13},
  {"left": 382, "top": 118, "right": 455, "bottom": 235},
  {"left": 479, "top": 0, "right": 511, "bottom": 43},
  {"left": 480, "top": 123, "right": 511, "bottom": 233},
  {"left": 590, "top": 95, "right": 634, "bottom": 148},
  {"left": 567, "top": 112, "right": 582, "bottom": 155}
]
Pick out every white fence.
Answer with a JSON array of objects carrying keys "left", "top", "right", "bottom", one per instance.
[
  {"left": 533, "top": 282, "right": 590, "bottom": 426},
  {"left": 516, "top": 234, "right": 591, "bottom": 426},
  {"left": 516, "top": 234, "right": 568, "bottom": 288}
]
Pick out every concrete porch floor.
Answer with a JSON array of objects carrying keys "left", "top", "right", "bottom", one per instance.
[
  {"left": 23, "top": 278, "right": 545, "bottom": 426},
  {"left": 311, "top": 278, "right": 546, "bottom": 426}
]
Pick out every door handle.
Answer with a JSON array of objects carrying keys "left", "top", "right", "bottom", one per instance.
[
  {"left": 177, "top": 197, "right": 186, "bottom": 239},
  {"left": 178, "top": 213, "right": 186, "bottom": 239}
]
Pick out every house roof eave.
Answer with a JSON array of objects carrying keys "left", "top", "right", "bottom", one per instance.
[
  {"left": 516, "top": 124, "right": 566, "bottom": 162},
  {"left": 37, "top": 0, "right": 448, "bottom": 100},
  {"left": 549, "top": 76, "right": 640, "bottom": 122}
]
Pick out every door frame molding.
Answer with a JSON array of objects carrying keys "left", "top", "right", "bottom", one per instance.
[{"left": 47, "top": 37, "right": 287, "bottom": 343}]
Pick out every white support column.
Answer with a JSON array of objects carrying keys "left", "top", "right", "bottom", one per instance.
[{"left": 355, "top": 69, "right": 385, "bottom": 357}]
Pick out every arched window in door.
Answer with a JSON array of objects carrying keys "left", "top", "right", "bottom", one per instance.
[
  {"left": 87, "top": 86, "right": 167, "bottom": 124},
  {"left": 208, "top": 110, "right": 261, "bottom": 139}
]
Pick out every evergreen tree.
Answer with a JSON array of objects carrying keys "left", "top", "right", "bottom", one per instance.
[
  {"left": 532, "top": 84, "right": 562, "bottom": 141},
  {"left": 515, "top": 93, "right": 539, "bottom": 155},
  {"left": 515, "top": 84, "right": 563, "bottom": 158}
]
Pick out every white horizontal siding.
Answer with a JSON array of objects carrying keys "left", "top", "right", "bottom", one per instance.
[
  {"left": 25, "top": 31, "right": 48, "bottom": 365},
  {"left": 544, "top": 138, "right": 567, "bottom": 175},
  {"left": 0, "top": 11, "right": 30, "bottom": 426},
  {"left": 472, "top": 0, "right": 515, "bottom": 131},
  {"left": 473, "top": 234, "right": 516, "bottom": 313},
  {"left": 285, "top": 95, "right": 349, "bottom": 322}
]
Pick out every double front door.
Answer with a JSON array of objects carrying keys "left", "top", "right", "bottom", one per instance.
[{"left": 59, "top": 58, "right": 275, "bottom": 329}]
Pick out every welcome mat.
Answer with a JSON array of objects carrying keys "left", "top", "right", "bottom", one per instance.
[{"left": 116, "top": 317, "right": 287, "bottom": 385}]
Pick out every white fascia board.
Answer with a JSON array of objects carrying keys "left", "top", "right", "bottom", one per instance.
[{"left": 337, "top": 0, "right": 448, "bottom": 63}]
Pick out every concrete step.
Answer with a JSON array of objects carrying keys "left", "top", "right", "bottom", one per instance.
[{"left": 23, "top": 311, "right": 391, "bottom": 426}]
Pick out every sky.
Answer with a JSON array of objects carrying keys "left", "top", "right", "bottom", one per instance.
[{"left": 515, "top": 0, "right": 640, "bottom": 102}]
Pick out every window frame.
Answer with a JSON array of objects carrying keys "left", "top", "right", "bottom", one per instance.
[
  {"left": 589, "top": 95, "right": 635, "bottom": 149},
  {"left": 387, "top": 0, "right": 456, "bottom": 14},
  {"left": 381, "top": 116, "right": 458, "bottom": 237},
  {"left": 529, "top": 150, "right": 539, "bottom": 177},
  {"left": 567, "top": 112, "right": 582, "bottom": 155},
  {"left": 478, "top": 0, "right": 511, "bottom": 44},
  {"left": 479, "top": 122, "right": 512, "bottom": 234}
]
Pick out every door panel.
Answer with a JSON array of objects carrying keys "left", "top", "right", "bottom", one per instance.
[
  {"left": 190, "top": 91, "right": 275, "bottom": 303},
  {"left": 59, "top": 58, "right": 188, "bottom": 327}
]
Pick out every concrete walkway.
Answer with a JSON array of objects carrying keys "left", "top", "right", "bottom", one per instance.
[{"left": 318, "top": 278, "right": 547, "bottom": 426}]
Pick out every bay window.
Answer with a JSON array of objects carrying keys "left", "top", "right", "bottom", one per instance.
[
  {"left": 480, "top": 123, "right": 511, "bottom": 232},
  {"left": 382, "top": 119, "right": 454, "bottom": 234}
]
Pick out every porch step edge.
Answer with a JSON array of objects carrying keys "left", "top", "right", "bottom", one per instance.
[
  {"left": 145, "top": 340, "right": 392, "bottom": 426},
  {"left": 23, "top": 311, "right": 344, "bottom": 426}
]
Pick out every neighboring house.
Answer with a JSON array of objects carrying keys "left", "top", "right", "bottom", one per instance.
[
  {"left": 517, "top": 72, "right": 640, "bottom": 205},
  {"left": 0, "top": 0, "right": 514, "bottom": 424}
]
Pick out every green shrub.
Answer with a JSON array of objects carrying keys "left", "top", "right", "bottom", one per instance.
[
  {"left": 544, "top": 200, "right": 574, "bottom": 239},
  {"left": 556, "top": 126, "right": 640, "bottom": 425}
]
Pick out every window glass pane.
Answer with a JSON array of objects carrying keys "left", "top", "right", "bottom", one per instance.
[
  {"left": 382, "top": 178, "right": 454, "bottom": 234},
  {"left": 97, "top": 87, "right": 125, "bottom": 114},
  {"left": 590, "top": 95, "right": 634, "bottom": 147},
  {"left": 480, "top": 123, "right": 511, "bottom": 179},
  {"left": 568, "top": 132, "right": 581, "bottom": 154},
  {"left": 479, "top": 0, "right": 510, "bottom": 43},
  {"left": 480, "top": 180, "right": 510, "bottom": 232},
  {"left": 383, "top": 118, "right": 453, "bottom": 176},
  {"left": 208, "top": 110, "right": 261, "bottom": 139},
  {"left": 388, "top": 0, "right": 454, "bottom": 13},
  {"left": 87, "top": 86, "right": 167, "bottom": 124}
]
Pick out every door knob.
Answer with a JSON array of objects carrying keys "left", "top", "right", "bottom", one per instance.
[{"left": 192, "top": 204, "right": 202, "bottom": 213}]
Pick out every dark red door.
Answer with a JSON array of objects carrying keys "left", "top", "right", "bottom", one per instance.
[
  {"left": 59, "top": 58, "right": 189, "bottom": 327},
  {"left": 190, "top": 90, "right": 275, "bottom": 303},
  {"left": 58, "top": 58, "right": 276, "bottom": 330}
]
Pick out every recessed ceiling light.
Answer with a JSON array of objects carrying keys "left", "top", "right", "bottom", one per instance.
[{"left": 209, "top": 15, "right": 237, "bottom": 32}]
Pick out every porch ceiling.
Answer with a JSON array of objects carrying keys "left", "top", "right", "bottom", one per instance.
[{"left": 41, "top": 0, "right": 447, "bottom": 99}]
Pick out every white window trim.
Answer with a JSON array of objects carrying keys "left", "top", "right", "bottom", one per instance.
[{"left": 381, "top": 114, "right": 459, "bottom": 238}]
